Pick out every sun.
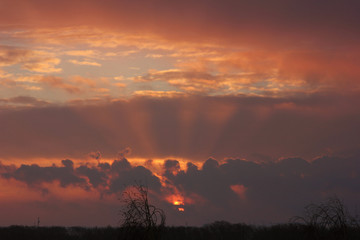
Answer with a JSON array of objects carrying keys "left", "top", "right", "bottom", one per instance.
[{"left": 173, "top": 200, "right": 184, "bottom": 206}]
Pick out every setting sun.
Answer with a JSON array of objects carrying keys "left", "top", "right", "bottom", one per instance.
[{"left": 173, "top": 200, "right": 184, "bottom": 206}]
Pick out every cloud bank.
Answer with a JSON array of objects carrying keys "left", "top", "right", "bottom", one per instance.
[
  {"left": 0, "top": 94, "right": 359, "bottom": 161},
  {"left": 0, "top": 154, "right": 359, "bottom": 226}
]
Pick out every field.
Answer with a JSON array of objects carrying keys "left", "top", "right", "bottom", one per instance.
[{"left": 1, "top": 222, "right": 360, "bottom": 240}]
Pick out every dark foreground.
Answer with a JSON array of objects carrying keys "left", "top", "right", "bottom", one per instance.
[{"left": 1, "top": 222, "right": 360, "bottom": 240}]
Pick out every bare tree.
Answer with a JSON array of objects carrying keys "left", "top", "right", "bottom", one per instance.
[
  {"left": 119, "top": 183, "right": 166, "bottom": 240},
  {"left": 291, "top": 195, "right": 359, "bottom": 239}
]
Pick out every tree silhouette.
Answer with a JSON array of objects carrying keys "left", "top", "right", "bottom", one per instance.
[
  {"left": 119, "top": 183, "right": 166, "bottom": 240},
  {"left": 291, "top": 195, "right": 359, "bottom": 239}
]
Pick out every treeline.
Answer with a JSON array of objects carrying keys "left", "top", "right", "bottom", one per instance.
[{"left": 1, "top": 222, "right": 360, "bottom": 240}]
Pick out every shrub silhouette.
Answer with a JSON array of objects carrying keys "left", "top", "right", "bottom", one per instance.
[
  {"left": 118, "top": 184, "right": 166, "bottom": 240},
  {"left": 291, "top": 196, "right": 359, "bottom": 239}
]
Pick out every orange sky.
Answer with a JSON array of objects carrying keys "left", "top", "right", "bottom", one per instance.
[{"left": 1, "top": 0, "right": 360, "bottom": 226}]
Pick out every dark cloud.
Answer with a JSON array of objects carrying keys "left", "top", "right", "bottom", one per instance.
[
  {"left": 164, "top": 159, "right": 180, "bottom": 173},
  {"left": 2, "top": 159, "right": 87, "bottom": 189},
  {"left": 88, "top": 151, "right": 101, "bottom": 160},
  {"left": 76, "top": 165, "right": 107, "bottom": 188},
  {"left": 110, "top": 158, "right": 132, "bottom": 172},
  {"left": 0, "top": 96, "right": 50, "bottom": 109},
  {"left": 0, "top": 155, "right": 359, "bottom": 226},
  {"left": 0, "top": 94, "right": 359, "bottom": 161},
  {"left": 163, "top": 155, "right": 360, "bottom": 225},
  {"left": 0, "top": 161, "right": 16, "bottom": 173},
  {"left": 1, "top": 157, "right": 161, "bottom": 195},
  {"left": 1, "top": 0, "right": 360, "bottom": 49},
  {"left": 108, "top": 165, "right": 162, "bottom": 194},
  {"left": 106, "top": 155, "right": 162, "bottom": 193}
]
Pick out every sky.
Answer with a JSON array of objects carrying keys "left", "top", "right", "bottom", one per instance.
[{"left": 0, "top": 0, "right": 360, "bottom": 226}]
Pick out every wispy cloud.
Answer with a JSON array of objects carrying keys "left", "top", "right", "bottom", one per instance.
[
  {"left": 133, "top": 90, "right": 185, "bottom": 98},
  {"left": 68, "top": 59, "right": 101, "bottom": 67},
  {"left": 0, "top": 46, "right": 61, "bottom": 73},
  {"left": 65, "top": 50, "right": 96, "bottom": 57}
]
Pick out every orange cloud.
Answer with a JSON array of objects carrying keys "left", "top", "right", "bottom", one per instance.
[
  {"left": 65, "top": 50, "right": 96, "bottom": 57},
  {"left": 68, "top": 59, "right": 101, "bottom": 67},
  {"left": 2, "top": 75, "right": 111, "bottom": 95},
  {"left": 1, "top": 0, "right": 359, "bottom": 50},
  {"left": 2, "top": 23, "right": 359, "bottom": 98},
  {"left": 230, "top": 184, "right": 247, "bottom": 200},
  {"left": 133, "top": 90, "right": 186, "bottom": 98},
  {"left": 40, "top": 76, "right": 81, "bottom": 94},
  {"left": 22, "top": 56, "right": 61, "bottom": 73},
  {"left": 0, "top": 46, "right": 61, "bottom": 73},
  {"left": 132, "top": 48, "right": 360, "bottom": 96}
]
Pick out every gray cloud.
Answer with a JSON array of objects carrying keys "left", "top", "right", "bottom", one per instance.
[
  {"left": 2, "top": 159, "right": 87, "bottom": 189},
  {"left": 76, "top": 165, "right": 107, "bottom": 188},
  {"left": 2, "top": 1, "right": 360, "bottom": 49},
  {"left": 0, "top": 94, "right": 359, "bottom": 161},
  {"left": 2, "top": 156, "right": 161, "bottom": 194},
  {"left": 0, "top": 96, "right": 50, "bottom": 107},
  {"left": 0, "top": 154, "right": 359, "bottom": 226},
  {"left": 163, "top": 155, "right": 360, "bottom": 225}
]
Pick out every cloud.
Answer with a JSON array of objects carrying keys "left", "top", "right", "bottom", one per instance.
[
  {"left": 1, "top": 74, "right": 112, "bottom": 96},
  {"left": 88, "top": 151, "right": 101, "bottom": 160},
  {"left": 0, "top": 74, "right": 45, "bottom": 92},
  {"left": 157, "top": 155, "right": 360, "bottom": 224},
  {"left": 7, "top": 27, "right": 173, "bottom": 50},
  {"left": 1, "top": 74, "right": 106, "bottom": 95},
  {"left": 113, "top": 82, "right": 126, "bottom": 88},
  {"left": 0, "top": 45, "right": 31, "bottom": 66},
  {"left": 24, "top": 75, "right": 108, "bottom": 94},
  {"left": 1, "top": 156, "right": 161, "bottom": 194},
  {"left": 132, "top": 48, "right": 360, "bottom": 96},
  {"left": 0, "top": 69, "right": 13, "bottom": 78},
  {"left": 1, "top": 1, "right": 359, "bottom": 97},
  {"left": 132, "top": 69, "right": 226, "bottom": 94},
  {"left": 2, "top": 159, "right": 87, "bottom": 189},
  {"left": 0, "top": 96, "right": 50, "bottom": 108},
  {"left": 133, "top": 90, "right": 186, "bottom": 98},
  {"left": 1, "top": 0, "right": 359, "bottom": 49},
  {"left": 76, "top": 165, "right": 107, "bottom": 188},
  {"left": 22, "top": 56, "right": 61, "bottom": 73},
  {"left": 128, "top": 67, "right": 243, "bottom": 95},
  {"left": 3, "top": 24, "right": 359, "bottom": 98},
  {"left": 1, "top": 154, "right": 359, "bottom": 225},
  {"left": 117, "top": 147, "right": 132, "bottom": 159},
  {"left": 0, "top": 46, "right": 61, "bottom": 73},
  {"left": 107, "top": 162, "right": 162, "bottom": 194},
  {"left": 65, "top": 50, "right": 96, "bottom": 57},
  {"left": 68, "top": 59, "right": 101, "bottom": 67},
  {"left": 0, "top": 94, "right": 359, "bottom": 160},
  {"left": 40, "top": 76, "right": 81, "bottom": 94},
  {"left": 0, "top": 158, "right": 163, "bottom": 206}
]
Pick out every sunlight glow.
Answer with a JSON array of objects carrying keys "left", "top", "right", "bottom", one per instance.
[{"left": 173, "top": 200, "right": 184, "bottom": 206}]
